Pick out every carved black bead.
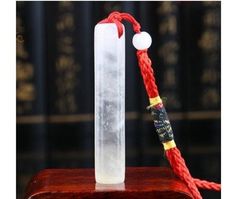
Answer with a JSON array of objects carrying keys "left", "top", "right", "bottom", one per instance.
[{"left": 149, "top": 105, "right": 174, "bottom": 143}]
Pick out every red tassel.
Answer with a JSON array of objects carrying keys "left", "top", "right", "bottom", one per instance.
[{"left": 99, "top": 11, "right": 221, "bottom": 199}]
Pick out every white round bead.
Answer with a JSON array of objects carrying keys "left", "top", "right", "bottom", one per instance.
[{"left": 132, "top": 31, "right": 152, "bottom": 50}]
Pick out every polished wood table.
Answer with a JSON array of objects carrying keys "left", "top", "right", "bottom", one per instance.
[{"left": 24, "top": 167, "right": 193, "bottom": 199}]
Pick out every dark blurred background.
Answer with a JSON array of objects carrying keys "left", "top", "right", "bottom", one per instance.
[{"left": 16, "top": 1, "right": 221, "bottom": 199}]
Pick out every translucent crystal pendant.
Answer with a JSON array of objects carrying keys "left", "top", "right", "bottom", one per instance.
[{"left": 94, "top": 23, "right": 125, "bottom": 184}]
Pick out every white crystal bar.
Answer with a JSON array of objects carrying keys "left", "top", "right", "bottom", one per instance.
[{"left": 94, "top": 23, "right": 125, "bottom": 184}]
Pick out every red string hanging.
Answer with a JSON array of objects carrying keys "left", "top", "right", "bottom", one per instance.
[{"left": 99, "top": 11, "right": 221, "bottom": 199}]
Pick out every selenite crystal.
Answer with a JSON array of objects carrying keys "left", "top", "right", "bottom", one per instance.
[{"left": 94, "top": 23, "right": 125, "bottom": 184}]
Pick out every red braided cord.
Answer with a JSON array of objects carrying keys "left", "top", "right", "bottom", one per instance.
[
  {"left": 193, "top": 178, "right": 221, "bottom": 191},
  {"left": 166, "top": 147, "right": 203, "bottom": 199},
  {"left": 165, "top": 148, "right": 221, "bottom": 193},
  {"left": 135, "top": 40, "right": 221, "bottom": 199},
  {"left": 98, "top": 11, "right": 221, "bottom": 198},
  {"left": 135, "top": 38, "right": 221, "bottom": 198},
  {"left": 136, "top": 48, "right": 221, "bottom": 198},
  {"left": 136, "top": 50, "right": 159, "bottom": 98}
]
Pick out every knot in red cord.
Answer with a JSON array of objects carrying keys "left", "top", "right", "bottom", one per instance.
[
  {"left": 108, "top": 11, "right": 122, "bottom": 22},
  {"left": 99, "top": 11, "right": 141, "bottom": 38}
]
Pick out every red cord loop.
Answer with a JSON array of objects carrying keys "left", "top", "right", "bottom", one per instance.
[
  {"left": 99, "top": 11, "right": 141, "bottom": 38},
  {"left": 98, "top": 11, "right": 221, "bottom": 199},
  {"left": 108, "top": 11, "right": 122, "bottom": 22}
]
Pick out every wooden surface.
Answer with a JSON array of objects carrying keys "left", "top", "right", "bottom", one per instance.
[{"left": 24, "top": 167, "right": 193, "bottom": 199}]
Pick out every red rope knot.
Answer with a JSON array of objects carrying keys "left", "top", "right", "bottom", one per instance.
[
  {"left": 98, "top": 11, "right": 141, "bottom": 38},
  {"left": 108, "top": 11, "right": 122, "bottom": 21}
]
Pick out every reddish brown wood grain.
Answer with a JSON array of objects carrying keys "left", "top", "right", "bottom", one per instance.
[{"left": 24, "top": 167, "right": 193, "bottom": 199}]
